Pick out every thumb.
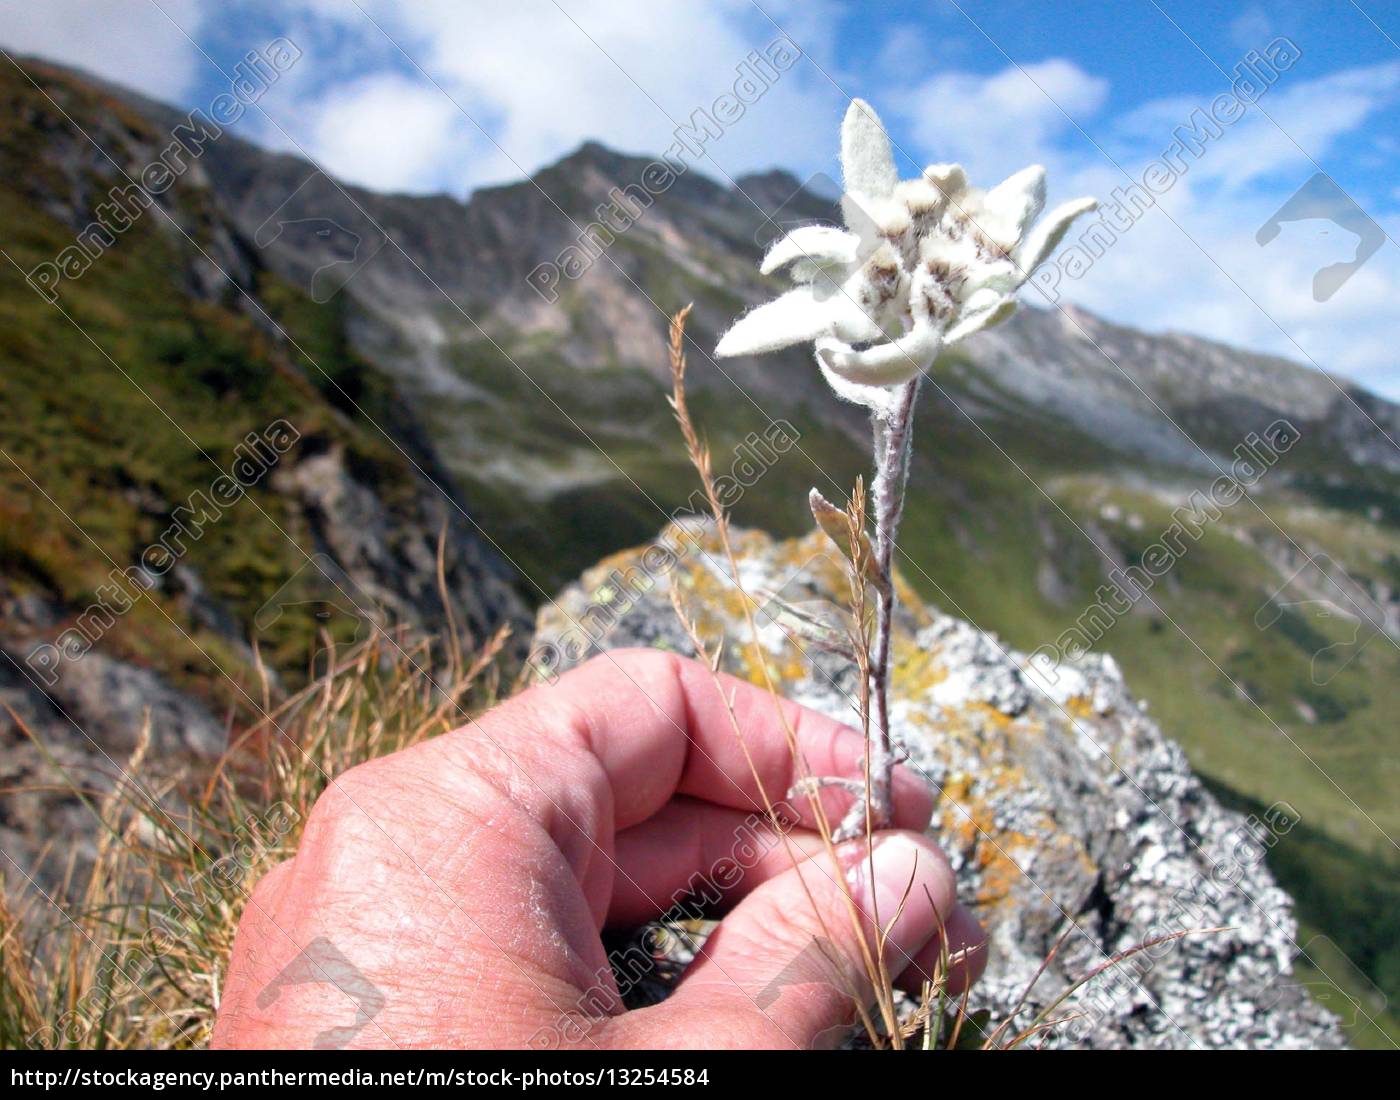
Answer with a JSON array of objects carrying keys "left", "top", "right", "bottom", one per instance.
[{"left": 607, "top": 830, "right": 956, "bottom": 1049}]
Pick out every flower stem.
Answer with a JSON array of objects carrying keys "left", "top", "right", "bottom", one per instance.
[{"left": 867, "top": 377, "right": 921, "bottom": 828}]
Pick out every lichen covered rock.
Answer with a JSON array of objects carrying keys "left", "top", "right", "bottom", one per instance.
[{"left": 533, "top": 521, "right": 1345, "bottom": 1049}]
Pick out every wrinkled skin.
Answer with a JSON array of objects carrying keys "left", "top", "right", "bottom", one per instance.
[{"left": 214, "top": 650, "right": 986, "bottom": 1049}]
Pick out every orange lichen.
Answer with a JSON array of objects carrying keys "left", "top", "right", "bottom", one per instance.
[
  {"left": 967, "top": 700, "right": 1015, "bottom": 730},
  {"left": 974, "top": 831, "right": 1037, "bottom": 908},
  {"left": 1066, "top": 696, "right": 1095, "bottom": 719},
  {"left": 891, "top": 637, "right": 946, "bottom": 695}
]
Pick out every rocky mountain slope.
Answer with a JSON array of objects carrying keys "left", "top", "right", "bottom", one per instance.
[
  {"left": 536, "top": 523, "right": 1348, "bottom": 1048},
  {"left": 0, "top": 58, "right": 529, "bottom": 889},
  {"left": 1, "top": 56, "right": 1397, "bottom": 1044}
]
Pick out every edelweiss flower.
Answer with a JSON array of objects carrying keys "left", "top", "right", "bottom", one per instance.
[{"left": 715, "top": 99, "right": 1097, "bottom": 393}]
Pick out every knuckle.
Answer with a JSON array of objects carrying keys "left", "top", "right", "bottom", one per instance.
[
  {"left": 301, "top": 759, "right": 398, "bottom": 848},
  {"left": 246, "top": 857, "right": 293, "bottom": 911}
]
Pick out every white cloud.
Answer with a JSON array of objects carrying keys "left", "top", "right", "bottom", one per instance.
[
  {"left": 1229, "top": 4, "right": 1274, "bottom": 51},
  {"left": 1113, "top": 61, "right": 1400, "bottom": 191},
  {"left": 891, "top": 58, "right": 1108, "bottom": 181},
  {"left": 871, "top": 22, "right": 932, "bottom": 77},
  {"left": 258, "top": 0, "right": 841, "bottom": 195},
  {"left": 300, "top": 71, "right": 463, "bottom": 193},
  {"left": 0, "top": 0, "right": 843, "bottom": 195},
  {"left": 0, "top": 0, "right": 205, "bottom": 102}
]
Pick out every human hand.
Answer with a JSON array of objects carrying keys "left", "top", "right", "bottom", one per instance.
[{"left": 212, "top": 650, "right": 986, "bottom": 1049}]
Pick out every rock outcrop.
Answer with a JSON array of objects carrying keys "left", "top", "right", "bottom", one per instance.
[{"left": 533, "top": 523, "right": 1347, "bottom": 1049}]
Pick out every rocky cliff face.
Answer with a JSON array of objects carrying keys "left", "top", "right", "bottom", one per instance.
[{"left": 535, "top": 524, "right": 1347, "bottom": 1049}]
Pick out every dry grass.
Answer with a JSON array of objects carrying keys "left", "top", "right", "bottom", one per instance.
[
  {"left": 0, "top": 601, "right": 508, "bottom": 1049},
  {"left": 667, "top": 304, "right": 906, "bottom": 1047}
]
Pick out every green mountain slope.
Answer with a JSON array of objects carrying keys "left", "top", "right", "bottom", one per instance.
[
  {"left": 2, "top": 56, "right": 1398, "bottom": 1044},
  {"left": 0, "top": 60, "right": 528, "bottom": 892}
]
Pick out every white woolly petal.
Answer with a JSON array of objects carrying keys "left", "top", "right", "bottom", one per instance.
[
  {"left": 841, "top": 193, "right": 908, "bottom": 239},
  {"left": 893, "top": 177, "right": 942, "bottom": 212},
  {"left": 870, "top": 197, "right": 911, "bottom": 236},
  {"left": 789, "top": 259, "right": 835, "bottom": 284},
  {"left": 811, "top": 263, "right": 901, "bottom": 344},
  {"left": 761, "top": 226, "right": 861, "bottom": 278},
  {"left": 907, "top": 260, "right": 949, "bottom": 327},
  {"left": 919, "top": 233, "right": 982, "bottom": 270},
  {"left": 951, "top": 286, "right": 1003, "bottom": 320},
  {"left": 818, "top": 354, "right": 905, "bottom": 413},
  {"left": 983, "top": 165, "right": 1046, "bottom": 246},
  {"left": 963, "top": 259, "right": 1021, "bottom": 297},
  {"left": 714, "top": 287, "right": 833, "bottom": 357},
  {"left": 816, "top": 322, "right": 941, "bottom": 387},
  {"left": 841, "top": 99, "right": 898, "bottom": 200},
  {"left": 945, "top": 296, "right": 1016, "bottom": 343},
  {"left": 923, "top": 163, "right": 968, "bottom": 199},
  {"left": 827, "top": 290, "right": 888, "bottom": 344},
  {"left": 840, "top": 193, "right": 874, "bottom": 239},
  {"left": 1014, "top": 196, "right": 1098, "bottom": 275}
]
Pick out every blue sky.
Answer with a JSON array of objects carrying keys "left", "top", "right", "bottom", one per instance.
[{"left": 3, "top": 0, "right": 1399, "bottom": 398}]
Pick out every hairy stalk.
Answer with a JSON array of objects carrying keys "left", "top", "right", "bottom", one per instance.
[
  {"left": 707, "top": 94, "right": 1105, "bottom": 1046},
  {"left": 668, "top": 307, "right": 904, "bottom": 1047},
  {"left": 864, "top": 376, "right": 921, "bottom": 833}
]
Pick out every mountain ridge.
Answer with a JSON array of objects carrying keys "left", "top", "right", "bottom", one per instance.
[{"left": 2, "top": 55, "right": 1398, "bottom": 1046}]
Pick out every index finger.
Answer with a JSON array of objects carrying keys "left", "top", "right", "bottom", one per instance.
[{"left": 456, "top": 648, "right": 934, "bottom": 837}]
